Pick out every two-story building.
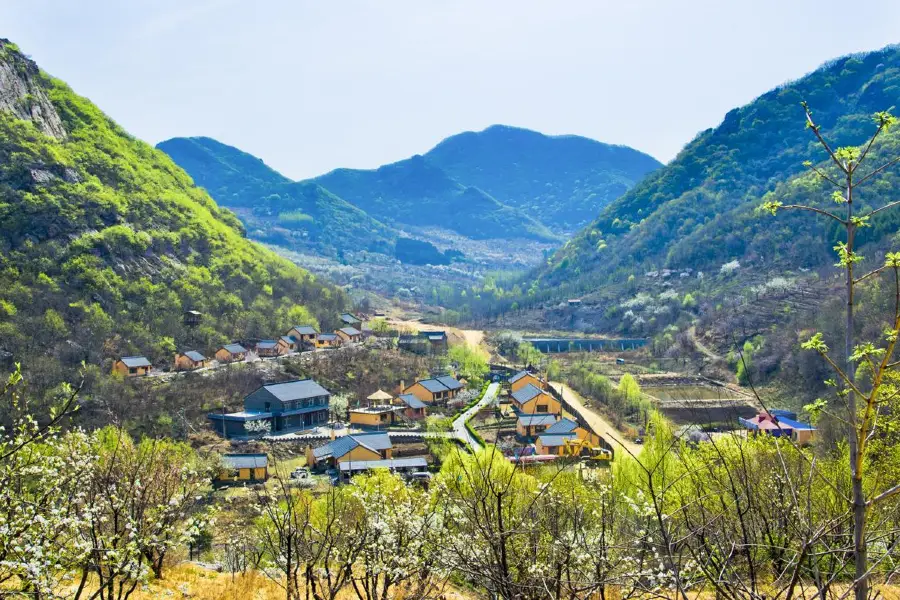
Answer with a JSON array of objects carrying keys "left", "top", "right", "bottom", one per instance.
[
  {"left": 113, "top": 356, "right": 152, "bottom": 377},
  {"left": 509, "top": 370, "right": 545, "bottom": 393},
  {"left": 215, "top": 343, "right": 247, "bottom": 363},
  {"left": 403, "top": 376, "right": 464, "bottom": 405},
  {"left": 208, "top": 379, "right": 331, "bottom": 438},
  {"left": 287, "top": 325, "right": 318, "bottom": 347},
  {"left": 510, "top": 383, "right": 560, "bottom": 415}
]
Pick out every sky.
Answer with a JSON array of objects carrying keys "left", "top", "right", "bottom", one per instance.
[{"left": 3, "top": 1, "right": 900, "bottom": 180}]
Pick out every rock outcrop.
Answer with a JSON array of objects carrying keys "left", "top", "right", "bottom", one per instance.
[{"left": 0, "top": 39, "right": 67, "bottom": 140}]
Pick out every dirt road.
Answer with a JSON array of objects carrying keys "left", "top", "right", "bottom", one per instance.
[{"left": 549, "top": 382, "right": 642, "bottom": 457}]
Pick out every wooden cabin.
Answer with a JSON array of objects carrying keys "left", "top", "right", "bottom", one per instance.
[
  {"left": 510, "top": 383, "right": 560, "bottom": 415},
  {"left": 535, "top": 434, "right": 576, "bottom": 456},
  {"left": 543, "top": 417, "right": 603, "bottom": 447},
  {"left": 277, "top": 336, "right": 298, "bottom": 353},
  {"left": 396, "top": 394, "right": 427, "bottom": 420},
  {"left": 349, "top": 405, "right": 399, "bottom": 428},
  {"left": 315, "top": 333, "right": 341, "bottom": 348},
  {"left": 287, "top": 325, "right": 318, "bottom": 346},
  {"left": 174, "top": 350, "right": 207, "bottom": 371},
  {"left": 339, "top": 312, "right": 363, "bottom": 327},
  {"left": 214, "top": 454, "right": 268, "bottom": 486},
  {"left": 256, "top": 340, "right": 284, "bottom": 357},
  {"left": 307, "top": 433, "right": 393, "bottom": 468},
  {"left": 403, "top": 376, "right": 464, "bottom": 405},
  {"left": 509, "top": 370, "right": 546, "bottom": 393},
  {"left": 516, "top": 413, "right": 558, "bottom": 438},
  {"left": 336, "top": 327, "right": 362, "bottom": 344},
  {"left": 215, "top": 343, "right": 247, "bottom": 363},
  {"left": 183, "top": 310, "right": 203, "bottom": 327},
  {"left": 113, "top": 356, "right": 152, "bottom": 377}
]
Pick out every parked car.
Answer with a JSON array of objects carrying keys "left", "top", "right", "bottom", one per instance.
[{"left": 290, "top": 467, "right": 310, "bottom": 480}]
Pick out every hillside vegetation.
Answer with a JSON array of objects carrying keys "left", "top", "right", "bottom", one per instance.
[{"left": 0, "top": 39, "right": 346, "bottom": 380}]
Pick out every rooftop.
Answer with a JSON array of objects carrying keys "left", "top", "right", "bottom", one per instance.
[
  {"left": 511, "top": 383, "right": 545, "bottom": 405},
  {"left": 262, "top": 379, "right": 331, "bottom": 402},
  {"left": 509, "top": 370, "right": 538, "bottom": 384},
  {"left": 221, "top": 453, "right": 268, "bottom": 469},
  {"left": 291, "top": 325, "right": 318, "bottom": 335},
  {"left": 257, "top": 340, "right": 277, "bottom": 349},
  {"left": 318, "top": 333, "right": 338, "bottom": 341},
  {"left": 313, "top": 432, "right": 393, "bottom": 460},
  {"left": 398, "top": 393, "right": 427, "bottom": 409},
  {"left": 338, "top": 457, "right": 428, "bottom": 472},
  {"left": 221, "top": 343, "right": 247, "bottom": 354},
  {"left": 537, "top": 433, "right": 577, "bottom": 447},
  {"left": 367, "top": 389, "right": 393, "bottom": 402},
  {"left": 182, "top": 350, "right": 205, "bottom": 362},
  {"left": 545, "top": 418, "right": 579, "bottom": 435},
  {"left": 120, "top": 356, "right": 151, "bottom": 368},
  {"left": 339, "top": 326, "right": 361, "bottom": 336},
  {"left": 518, "top": 414, "right": 558, "bottom": 427},
  {"left": 349, "top": 405, "right": 398, "bottom": 414}
]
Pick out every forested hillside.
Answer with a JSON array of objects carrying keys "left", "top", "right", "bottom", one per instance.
[
  {"left": 425, "top": 125, "right": 661, "bottom": 231},
  {"left": 157, "top": 136, "right": 397, "bottom": 256},
  {"left": 0, "top": 39, "right": 346, "bottom": 382}
]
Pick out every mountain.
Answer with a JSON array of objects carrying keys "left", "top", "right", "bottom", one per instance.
[
  {"left": 424, "top": 125, "right": 662, "bottom": 231},
  {"left": 0, "top": 39, "right": 346, "bottom": 374},
  {"left": 531, "top": 45, "right": 900, "bottom": 298},
  {"left": 156, "top": 137, "right": 397, "bottom": 256},
  {"left": 310, "top": 154, "right": 558, "bottom": 242}
]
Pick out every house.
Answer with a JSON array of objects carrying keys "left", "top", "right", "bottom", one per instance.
[
  {"left": 256, "top": 340, "right": 284, "bottom": 357},
  {"left": 398, "top": 334, "right": 431, "bottom": 355},
  {"left": 277, "top": 336, "right": 298, "bottom": 353},
  {"left": 535, "top": 434, "right": 577, "bottom": 456},
  {"left": 337, "top": 457, "right": 427, "bottom": 483},
  {"left": 403, "top": 376, "right": 464, "bottom": 405},
  {"left": 567, "top": 299, "right": 582, "bottom": 307},
  {"left": 366, "top": 389, "right": 393, "bottom": 406},
  {"left": 420, "top": 331, "right": 449, "bottom": 353},
  {"left": 510, "top": 383, "right": 560, "bottom": 415},
  {"left": 509, "top": 370, "right": 546, "bottom": 393},
  {"left": 287, "top": 325, "right": 318, "bottom": 346},
  {"left": 183, "top": 310, "right": 202, "bottom": 327},
  {"left": 315, "top": 333, "right": 341, "bottom": 348},
  {"left": 349, "top": 405, "right": 399, "bottom": 428},
  {"left": 544, "top": 417, "right": 603, "bottom": 447},
  {"left": 215, "top": 343, "right": 247, "bottom": 363},
  {"left": 213, "top": 454, "right": 268, "bottom": 486},
  {"left": 336, "top": 327, "right": 362, "bottom": 344},
  {"left": 516, "top": 413, "right": 558, "bottom": 438},
  {"left": 307, "top": 432, "right": 393, "bottom": 468},
  {"left": 739, "top": 411, "right": 816, "bottom": 445},
  {"left": 174, "top": 350, "right": 207, "bottom": 371},
  {"left": 113, "top": 356, "right": 152, "bottom": 377},
  {"left": 340, "top": 312, "right": 363, "bottom": 327},
  {"left": 396, "top": 393, "right": 427, "bottom": 420},
  {"left": 208, "top": 378, "right": 331, "bottom": 438}
]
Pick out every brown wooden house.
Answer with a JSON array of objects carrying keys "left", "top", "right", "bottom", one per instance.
[
  {"left": 113, "top": 356, "right": 152, "bottom": 377},
  {"left": 174, "top": 350, "right": 207, "bottom": 371},
  {"left": 215, "top": 343, "right": 247, "bottom": 363}
]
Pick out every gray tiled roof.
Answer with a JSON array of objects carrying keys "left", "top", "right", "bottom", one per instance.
[
  {"left": 183, "top": 350, "right": 205, "bottom": 362},
  {"left": 398, "top": 394, "right": 427, "bottom": 409},
  {"left": 511, "top": 383, "right": 545, "bottom": 405},
  {"left": 313, "top": 432, "right": 392, "bottom": 460},
  {"left": 338, "top": 457, "right": 427, "bottom": 472},
  {"left": 257, "top": 340, "right": 277, "bottom": 349},
  {"left": 339, "top": 327, "right": 361, "bottom": 336},
  {"left": 222, "top": 343, "right": 247, "bottom": 354},
  {"left": 280, "top": 336, "right": 295, "bottom": 344},
  {"left": 509, "top": 370, "right": 535, "bottom": 384},
  {"left": 318, "top": 333, "right": 338, "bottom": 341},
  {"left": 291, "top": 325, "right": 318, "bottom": 335},
  {"left": 537, "top": 434, "right": 577, "bottom": 447},
  {"left": 545, "top": 418, "right": 579, "bottom": 435},
  {"left": 518, "top": 414, "right": 557, "bottom": 427},
  {"left": 221, "top": 454, "right": 268, "bottom": 469},
  {"left": 417, "top": 379, "right": 450, "bottom": 394},
  {"left": 120, "top": 356, "right": 151, "bottom": 368},
  {"left": 436, "top": 375, "right": 463, "bottom": 390},
  {"left": 263, "top": 379, "right": 331, "bottom": 402}
]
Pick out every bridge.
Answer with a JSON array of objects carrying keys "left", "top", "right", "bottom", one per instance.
[{"left": 524, "top": 337, "right": 648, "bottom": 353}]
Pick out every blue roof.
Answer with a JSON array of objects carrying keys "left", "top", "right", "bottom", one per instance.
[
  {"left": 398, "top": 394, "right": 427, "bottom": 409},
  {"left": 183, "top": 350, "right": 205, "bottom": 362},
  {"left": 338, "top": 457, "right": 427, "bottom": 472},
  {"left": 511, "top": 384, "right": 545, "bottom": 405},
  {"left": 222, "top": 454, "right": 268, "bottom": 469},
  {"left": 436, "top": 375, "right": 463, "bottom": 390},
  {"left": 222, "top": 343, "right": 247, "bottom": 354},
  {"left": 509, "top": 370, "right": 534, "bottom": 384},
  {"left": 518, "top": 414, "right": 557, "bottom": 427},
  {"left": 257, "top": 340, "right": 277, "bottom": 349},
  {"left": 339, "top": 327, "right": 361, "bottom": 336},
  {"left": 318, "top": 333, "right": 338, "bottom": 341},
  {"left": 262, "top": 379, "right": 331, "bottom": 402},
  {"left": 291, "top": 325, "right": 318, "bottom": 335},
  {"left": 545, "top": 418, "right": 578, "bottom": 435},
  {"left": 314, "top": 432, "right": 392, "bottom": 460},
  {"left": 120, "top": 356, "right": 151, "bottom": 368},
  {"left": 537, "top": 434, "right": 577, "bottom": 447},
  {"left": 417, "top": 379, "right": 450, "bottom": 394}
]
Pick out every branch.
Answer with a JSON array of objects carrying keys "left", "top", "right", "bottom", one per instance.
[
  {"left": 778, "top": 204, "right": 847, "bottom": 225},
  {"left": 855, "top": 155, "right": 900, "bottom": 186},
  {"left": 808, "top": 164, "right": 843, "bottom": 188},
  {"left": 851, "top": 122, "right": 888, "bottom": 174},
  {"left": 804, "top": 106, "right": 849, "bottom": 175},
  {"left": 862, "top": 198, "right": 900, "bottom": 221}
]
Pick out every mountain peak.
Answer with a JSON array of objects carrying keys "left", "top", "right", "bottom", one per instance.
[{"left": 0, "top": 39, "right": 67, "bottom": 140}]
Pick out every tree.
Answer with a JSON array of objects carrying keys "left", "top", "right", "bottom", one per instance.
[
  {"left": 762, "top": 104, "right": 900, "bottom": 600},
  {"left": 448, "top": 343, "right": 489, "bottom": 387}
]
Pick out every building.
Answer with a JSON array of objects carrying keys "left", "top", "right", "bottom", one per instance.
[
  {"left": 336, "top": 327, "right": 362, "bottom": 344},
  {"left": 208, "top": 379, "right": 331, "bottom": 438},
  {"left": 307, "top": 432, "right": 393, "bottom": 468},
  {"left": 340, "top": 312, "right": 363, "bottom": 327},
  {"left": 510, "top": 383, "right": 560, "bottom": 415},
  {"left": 366, "top": 389, "right": 393, "bottom": 406},
  {"left": 397, "top": 331, "right": 448, "bottom": 354},
  {"left": 174, "top": 350, "right": 207, "bottom": 371},
  {"left": 315, "top": 333, "right": 340, "bottom": 348},
  {"left": 516, "top": 413, "right": 558, "bottom": 438},
  {"left": 277, "top": 336, "right": 298, "bottom": 353},
  {"left": 113, "top": 356, "right": 152, "bottom": 377},
  {"left": 509, "top": 370, "right": 546, "bottom": 393},
  {"left": 396, "top": 393, "right": 427, "bottom": 420},
  {"left": 183, "top": 310, "right": 203, "bottom": 327},
  {"left": 337, "top": 457, "right": 427, "bottom": 482},
  {"left": 567, "top": 299, "right": 582, "bottom": 307},
  {"left": 403, "top": 376, "right": 464, "bottom": 405},
  {"left": 256, "top": 340, "right": 283, "bottom": 357},
  {"left": 739, "top": 411, "right": 816, "bottom": 445},
  {"left": 287, "top": 325, "right": 318, "bottom": 346},
  {"left": 535, "top": 434, "right": 577, "bottom": 456},
  {"left": 215, "top": 343, "right": 247, "bottom": 363},
  {"left": 420, "top": 330, "right": 449, "bottom": 353},
  {"left": 213, "top": 454, "right": 268, "bottom": 486},
  {"left": 349, "top": 405, "right": 399, "bottom": 428},
  {"left": 544, "top": 417, "right": 603, "bottom": 447}
]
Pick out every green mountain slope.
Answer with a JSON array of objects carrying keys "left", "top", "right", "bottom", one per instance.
[
  {"left": 156, "top": 137, "right": 397, "bottom": 255},
  {"left": 310, "top": 154, "right": 558, "bottom": 242},
  {"left": 424, "top": 125, "right": 661, "bottom": 231},
  {"left": 0, "top": 39, "right": 346, "bottom": 374},
  {"left": 536, "top": 45, "right": 900, "bottom": 294}
]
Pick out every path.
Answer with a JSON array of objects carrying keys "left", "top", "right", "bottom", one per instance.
[
  {"left": 548, "top": 382, "right": 642, "bottom": 457},
  {"left": 688, "top": 326, "right": 725, "bottom": 363},
  {"left": 453, "top": 382, "right": 500, "bottom": 452}
]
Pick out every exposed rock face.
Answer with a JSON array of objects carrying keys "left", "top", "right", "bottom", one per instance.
[{"left": 0, "top": 39, "right": 67, "bottom": 140}]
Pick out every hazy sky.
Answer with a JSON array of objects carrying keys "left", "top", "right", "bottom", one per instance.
[{"left": 3, "top": 1, "right": 900, "bottom": 179}]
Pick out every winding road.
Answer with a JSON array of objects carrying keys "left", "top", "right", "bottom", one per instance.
[{"left": 452, "top": 382, "right": 500, "bottom": 452}]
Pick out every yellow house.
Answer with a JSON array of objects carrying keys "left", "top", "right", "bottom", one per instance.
[
  {"left": 307, "top": 433, "right": 393, "bottom": 467},
  {"left": 113, "top": 356, "right": 152, "bottom": 377},
  {"left": 214, "top": 454, "right": 268, "bottom": 486},
  {"left": 277, "top": 336, "right": 298, "bottom": 353},
  {"left": 510, "top": 383, "right": 560, "bottom": 415},
  {"left": 336, "top": 327, "right": 362, "bottom": 344},
  {"left": 542, "top": 417, "right": 602, "bottom": 447},
  {"left": 403, "top": 376, "right": 464, "bottom": 405},
  {"left": 516, "top": 414, "right": 558, "bottom": 438},
  {"left": 287, "top": 325, "right": 318, "bottom": 346},
  {"left": 535, "top": 434, "right": 576, "bottom": 456},
  {"left": 315, "top": 333, "right": 341, "bottom": 348},
  {"left": 509, "top": 370, "right": 545, "bottom": 393},
  {"left": 349, "top": 405, "right": 399, "bottom": 428},
  {"left": 174, "top": 350, "right": 207, "bottom": 371},
  {"left": 215, "top": 343, "right": 247, "bottom": 363}
]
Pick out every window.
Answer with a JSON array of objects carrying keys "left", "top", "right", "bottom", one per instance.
[
  {"left": 128, "top": 367, "right": 136, "bottom": 374},
  {"left": 264, "top": 402, "right": 271, "bottom": 412},
  {"left": 537, "top": 405, "right": 548, "bottom": 413}
]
